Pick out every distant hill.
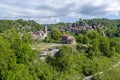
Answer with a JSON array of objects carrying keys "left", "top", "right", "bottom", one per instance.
[
  {"left": 0, "top": 19, "right": 43, "bottom": 32},
  {"left": 47, "top": 18, "right": 120, "bottom": 30}
]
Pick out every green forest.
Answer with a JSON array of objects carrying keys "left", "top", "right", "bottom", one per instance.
[
  {"left": 0, "top": 19, "right": 43, "bottom": 32},
  {"left": 0, "top": 18, "right": 120, "bottom": 80}
]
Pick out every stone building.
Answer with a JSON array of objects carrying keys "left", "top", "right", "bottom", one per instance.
[
  {"left": 62, "top": 34, "right": 76, "bottom": 45},
  {"left": 31, "top": 25, "right": 47, "bottom": 40}
]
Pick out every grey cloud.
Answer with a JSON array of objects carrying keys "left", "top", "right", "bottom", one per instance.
[{"left": 79, "top": 4, "right": 108, "bottom": 16}]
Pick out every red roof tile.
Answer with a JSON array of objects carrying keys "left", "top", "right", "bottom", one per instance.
[{"left": 62, "top": 34, "right": 68, "bottom": 36}]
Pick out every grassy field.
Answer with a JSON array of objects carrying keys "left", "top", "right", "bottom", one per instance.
[{"left": 31, "top": 43, "right": 62, "bottom": 51}]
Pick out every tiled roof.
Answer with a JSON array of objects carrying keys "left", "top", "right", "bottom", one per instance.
[{"left": 62, "top": 34, "right": 68, "bottom": 37}]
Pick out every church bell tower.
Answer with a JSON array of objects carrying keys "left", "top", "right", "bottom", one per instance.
[{"left": 44, "top": 25, "right": 47, "bottom": 34}]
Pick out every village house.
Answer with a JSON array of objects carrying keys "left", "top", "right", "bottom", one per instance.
[
  {"left": 31, "top": 25, "right": 48, "bottom": 40},
  {"left": 69, "top": 27, "right": 81, "bottom": 33},
  {"left": 65, "top": 25, "right": 94, "bottom": 34},
  {"left": 82, "top": 26, "right": 94, "bottom": 31},
  {"left": 62, "top": 34, "right": 76, "bottom": 45}
]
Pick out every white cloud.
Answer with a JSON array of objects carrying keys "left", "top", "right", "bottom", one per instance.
[
  {"left": 0, "top": 0, "right": 120, "bottom": 23},
  {"left": 38, "top": 17, "right": 60, "bottom": 24}
]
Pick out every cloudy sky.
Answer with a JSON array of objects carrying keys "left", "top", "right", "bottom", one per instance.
[{"left": 0, "top": 0, "right": 120, "bottom": 24}]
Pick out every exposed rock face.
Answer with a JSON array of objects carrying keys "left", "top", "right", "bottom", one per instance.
[{"left": 40, "top": 48, "right": 60, "bottom": 61}]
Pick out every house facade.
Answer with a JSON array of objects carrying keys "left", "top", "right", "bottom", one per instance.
[
  {"left": 62, "top": 34, "right": 76, "bottom": 45},
  {"left": 31, "top": 25, "right": 48, "bottom": 40}
]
